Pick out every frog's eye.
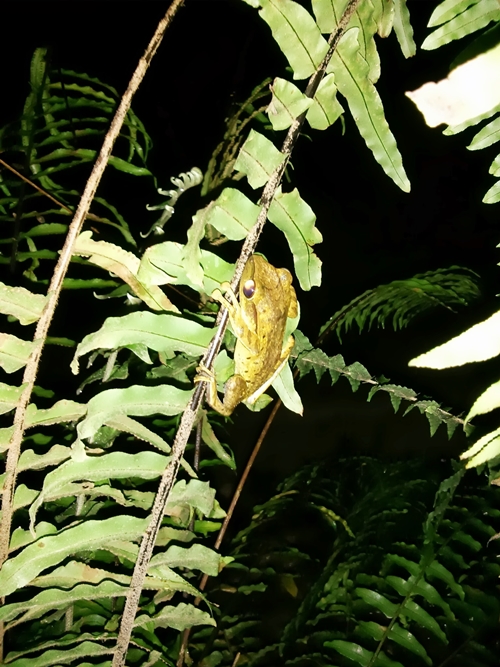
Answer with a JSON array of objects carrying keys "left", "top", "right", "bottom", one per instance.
[{"left": 243, "top": 279, "right": 256, "bottom": 299}]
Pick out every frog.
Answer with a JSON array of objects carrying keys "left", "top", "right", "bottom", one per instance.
[{"left": 195, "top": 254, "right": 298, "bottom": 416}]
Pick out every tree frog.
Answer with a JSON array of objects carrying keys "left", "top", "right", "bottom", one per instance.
[{"left": 196, "top": 254, "right": 298, "bottom": 416}]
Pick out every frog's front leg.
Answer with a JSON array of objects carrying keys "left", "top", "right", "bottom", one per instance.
[
  {"left": 211, "top": 283, "right": 248, "bottom": 341},
  {"left": 211, "top": 282, "right": 239, "bottom": 315},
  {"left": 195, "top": 364, "right": 247, "bottom": 416}
]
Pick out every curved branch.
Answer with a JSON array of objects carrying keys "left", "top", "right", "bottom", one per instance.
[
  {"left": 113, "top": 1, "right": 363, "bottom": 665},
  {"left": 0, "top": 0, "right": 185, "bottom": 637}
]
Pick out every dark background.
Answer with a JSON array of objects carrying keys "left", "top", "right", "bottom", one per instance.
[{"left": 2, "top": 0, "right": 500, "bottom": 516}]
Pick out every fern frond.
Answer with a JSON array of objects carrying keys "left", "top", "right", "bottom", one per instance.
[
  {"left": 201, "top": 77, "right": 272, "bottom": 199},
  {"left": 320, "top": 266, "right": 481, "bottom": 342},
  {"left": 292, "top": 331, "right": 471, "bottom": 439},
  {"left": 0, "top": 45, "right": 228, "bottom": 667},
  {"left": 141, "top": 166, "right": 203, "bottom": 238},
  {"left": 423, "top": 0, "right": 500, "bottom": 50},
  {"left": 195, "top": 458, "right": 500, "bottom": 667},
  {"left": 0, "top": 48, "right": 154, "bottom": 284}
]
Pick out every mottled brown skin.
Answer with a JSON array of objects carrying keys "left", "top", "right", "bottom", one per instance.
[{"left": 196, "top": 255, "right": 298, "bottom": 416}]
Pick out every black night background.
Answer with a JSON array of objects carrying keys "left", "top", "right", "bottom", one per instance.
[{"left": 1, "top": 2, "right": 500, "bottom": 663}]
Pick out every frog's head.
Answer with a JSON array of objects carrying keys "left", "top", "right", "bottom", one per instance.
[{"left": 240, "top": 254, "right": 283, "bottom": 304}]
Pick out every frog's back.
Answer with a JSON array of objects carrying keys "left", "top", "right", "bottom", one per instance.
[
  {"left": 236, "top": 269, "right": 292, "bottom": 394},
  {"left": 236, "top": 325, "right": 285, "bottom": 392}
]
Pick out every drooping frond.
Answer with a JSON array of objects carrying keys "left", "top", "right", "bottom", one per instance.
[
  {"left": 319, "top": 266, "right": 481, "bottom": 342},
  {"left": 292, "top": 331, "right": 471, "bottom": 439}
]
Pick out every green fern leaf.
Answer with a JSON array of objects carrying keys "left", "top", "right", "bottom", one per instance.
[
  {"left": 306, "top": 73, "right": 344, "bottom": 130},
  {"left": 73, "top": 231, "right": 179, "bottom": 312},
  {"left": 0, "top": 580, "right": 128, "bottom": 627},
  {"left": 483, "top": 179, "right": 500, "bottom": 202},
  {"left": 320, "top": 266, "right": 481, "bottom": 341},
  {"left": 0, "top": 334, "right": 39, "bottom": 374},
  {"left": 313, "top": 0, "right": 381, "bottom": 82},
  {"left": 423, "top": 0, "right": 500, "bottom": 50},
  {"left": 18, "top": 444, "right": 72, "bottom": 472},
  {"left": 140, "top": 241, "right": 234, "bottom": 296},
  {"left": 268, "top": 188, "right": 323, "bottom": 290},
  {"left": 25, "top": 399, "right": 86, "bottom": 428},
  {"left": 293, "top": 331, "right": 467, "bottom": 437},
  {"left": 5, "top": 641, "right": 112, "bottom": 667},
  {"left": 428, "top": 0, "right": 479, "bottom": 28},
  {"left": 258, "top": 0, "right": 329, "bottom": 80},
  {"left": 71, "top": 311, "right": 213, "bottom": 374},
  {"left": 205, "top": 188, "right": 259, "bottom": 240},
  {"left": 0, "top": 282, "right": 47, "bottom": 324},
  {"left": 203, "top": 459, "right": 500, "bottom": 666},
  {"left": 0, "top": 516, "right": 148, "bottom": 597},
  {"left": 136, "top": 602, "right": 216, "bottom": 632},
  {"left": 327, "top": 28, "right": 410, "bottom": 192},
  {"left": 268, "top": 77, "right": 313, "bottom": 131},
  {"left": 0, "top": 382, "right": 26, "bottom": 415},
  {"left": 28, "top": 451, "right": 190, "bottom": 531},
  {"left": 326, "top": 639, "right": 405, "bottom": 667},
  {"left": 77, "top": 384, "right": 192, "bottom": 441},
  {"left": 393, "top": 0, "right": 416, "bottom": 57},
  {"left": 468, "top": 114, "right": 500, "bottom": 149},
  {"left": 234, "top": 129, "right": 286, "bottom": 188}
]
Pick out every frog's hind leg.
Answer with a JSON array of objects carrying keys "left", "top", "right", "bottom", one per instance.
[
  {"left": 220, "top": 374, "right": 247, "bottom": 415},
  {"left": 245, "top": 335, "right": 295, "bottom": 406},
  {"left": 195, "top": 364, "right": 246, "bottom": 417}
]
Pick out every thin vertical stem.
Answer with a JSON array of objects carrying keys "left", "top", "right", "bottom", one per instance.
[{"left": 0, "top": 0, "right": 185, "bottom": 660}]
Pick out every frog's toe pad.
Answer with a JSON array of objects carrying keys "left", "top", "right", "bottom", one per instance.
[
  {"left": 194, "top": 364, "right": 215, "bottom": 384},
  {"left": 211, "top": 288, "right": 223, "bottom": 302}
]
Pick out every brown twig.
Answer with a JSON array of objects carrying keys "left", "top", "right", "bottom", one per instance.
[
  {"left": 174, "top": 2, "right": 362, "bottom": 663},
  {"left": 212, "top": 397, "right": 281, "bottom": 558},
  {"left": 0, "top": 158, "right": 70, "bottom": 212},
  {"left": 0, "top": 156, "right": 131, "bottom": 228},
  {"left": 0, "top": 0, "right": 186, "bottom": 663}
]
